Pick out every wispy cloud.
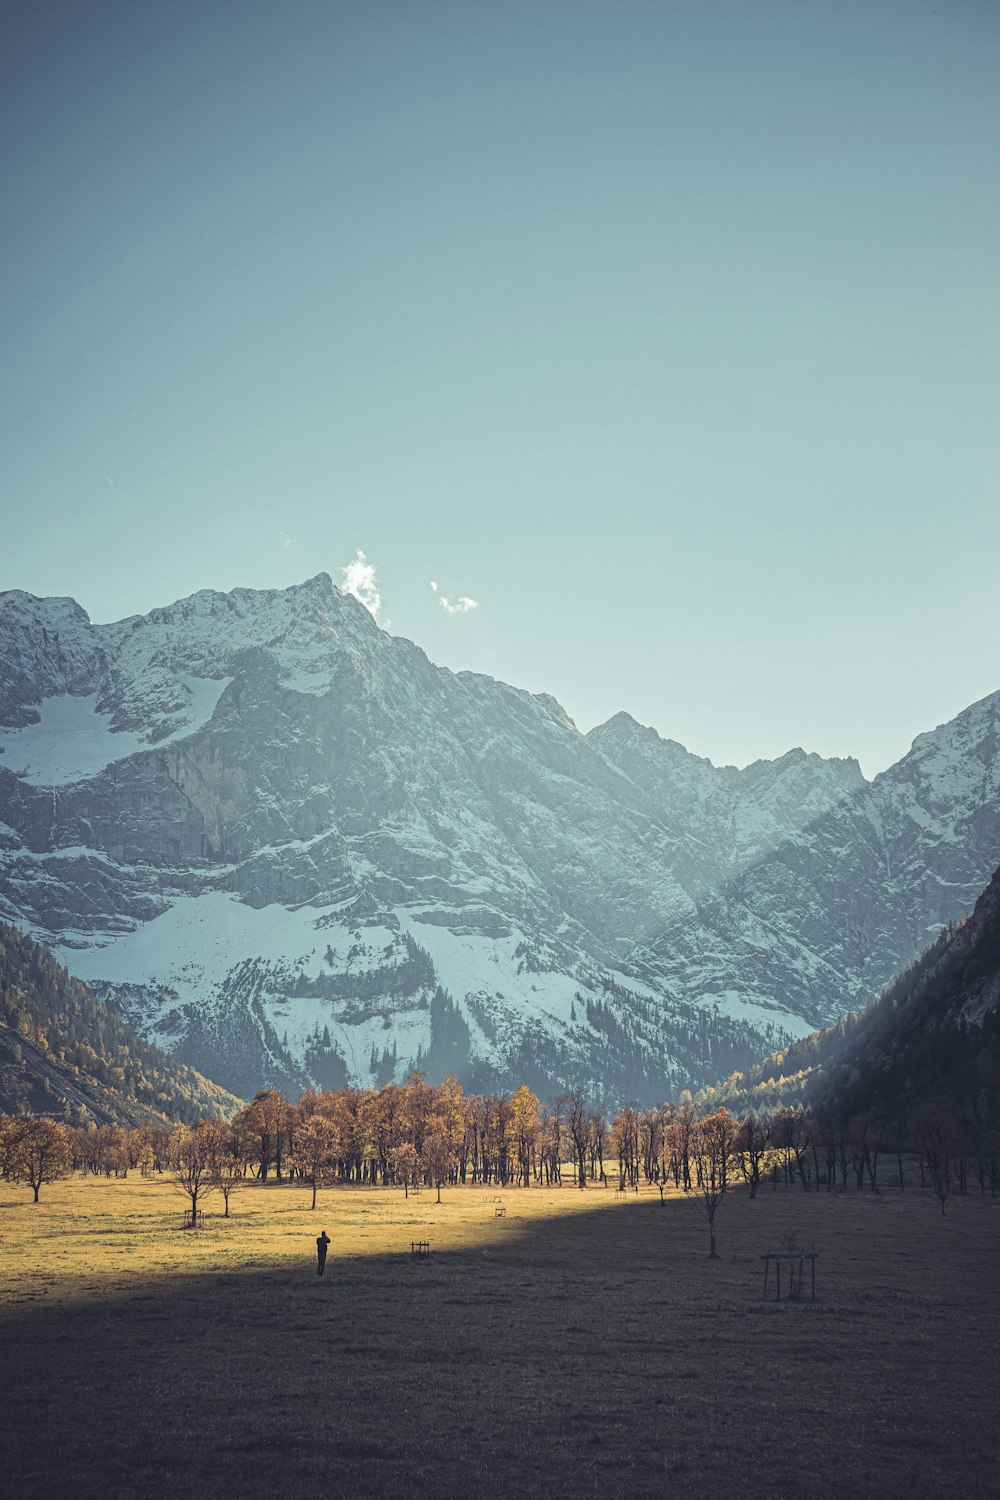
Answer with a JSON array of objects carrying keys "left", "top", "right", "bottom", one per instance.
[
  {"left": 341, "top": 549, "right": 382, "bottom": 619},
  {"left": 430, "top": 580, "right": 478, "bottom": 616},
  {"left": 278, "top": 530, "right": 295, "bottom": 549}
]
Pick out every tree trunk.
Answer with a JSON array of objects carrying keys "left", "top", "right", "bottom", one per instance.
[{"left": 311, "top": 1178, "right": 317, "bottom": 1210}]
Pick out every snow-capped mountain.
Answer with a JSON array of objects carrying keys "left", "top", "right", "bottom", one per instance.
[
  {"left": 0, "top": 574, "right": 995, "bottom": 1102},
  {"left": 627, "top": 688, "right": 1000, "bottom": 1034}
]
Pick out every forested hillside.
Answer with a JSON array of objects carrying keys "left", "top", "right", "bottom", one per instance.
[
  {"left": 0, "top": 922, "right": 242, "bottom": 1125},
  {"left": 701, "top": 864, "right": 1000, "bottom": 1137}
]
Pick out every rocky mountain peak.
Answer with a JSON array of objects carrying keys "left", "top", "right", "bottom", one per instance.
[{"left": 1, "top": 574, "right": 998, "bottom": 1103}]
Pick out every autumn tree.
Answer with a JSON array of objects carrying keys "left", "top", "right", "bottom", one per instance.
[
  {"left": 169, "top": 1121, "right": 216, "bottom": 1224},
  {"left": 399, "top": 1072, "right": 435, "bottom": 1164},
  {"left": 482, "top": 1093, "right": 512, "bottom": 1184},
  {"left": 736, "top": 1113, "right": 768, "bottom": 1199},
  {"left": 610, "top": 1106, "right": 639, "bottom": 1189},
  {"left": 206, "top": 1123, "right": 246, "bottom": 1217},
  {"left": 688, "top": 1109, "right": 737, "bottom": 1257},
  {"left": 565, "top": 1091, "right": 589, "bottom": 1188},
  {"left": 239, "top": 1089, "right": 294, "bottom": 1180},
  {"left": 389, "top": 1141, "right": 419, "bottom": 1195},
  {"left": 539, "top": 1098, "right": 565, "bottom": 1185},
  {"left": 422, "top": 1124, "right": 455, "bottom": 1203},
  {"left": 293, "top": 1113, "right": 340, "bottom": 1209},
  {"left": 510, "top": 1084, "right": 541, "bottom": 1187},
  {"left": 673, "top": 1094, "right": 697, "bottom": 1190},
  {"left": 0, "top": 1114, "right": 27, "bottom": 1180},
  {"left": 7, "top": 1117, "right": 72, "bottom": 1201},
  {"left": 588, "top": 1106, "right": 609, "bottom": 1185}
]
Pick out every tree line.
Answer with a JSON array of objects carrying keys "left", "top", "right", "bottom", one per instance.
[{"left": 4, "top": 1073, "right": 996, "bottom": 1240}]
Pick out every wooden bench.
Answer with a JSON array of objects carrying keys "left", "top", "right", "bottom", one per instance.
[
  {"left": 410, "top": 1240, "right": 430, "bottom": 1258},
  {"left": 494, "top": 1206, "right": 506, "bottom": 1217}
]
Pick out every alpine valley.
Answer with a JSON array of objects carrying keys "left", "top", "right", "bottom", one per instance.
[{"left": 1, "top": 574, "right": 998, "bottom": 1103}]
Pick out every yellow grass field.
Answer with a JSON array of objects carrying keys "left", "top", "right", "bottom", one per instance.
[{"left": 2, "top": 1172, "right": 999, "bottom": 1500}]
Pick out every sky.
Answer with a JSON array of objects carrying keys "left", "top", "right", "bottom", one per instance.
[{"left": 2, "top": 0, "right": 998, "bottom": 778}]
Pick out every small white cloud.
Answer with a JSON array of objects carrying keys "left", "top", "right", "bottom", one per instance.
[
  {"left": 278, "top": 530, "right": 295, "bottom": 549},
  {"left": 340, "top": 549, "right": 382, "bottom": 620},
  {"left": 439, "top": 593, "right": 478, "bottom": 616},
  {"left": 431, "top": 575, "right": 477, "bottom": 615}
]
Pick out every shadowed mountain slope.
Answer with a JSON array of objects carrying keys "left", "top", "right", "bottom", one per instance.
[
  {"left": 0, "top": 921, "right": 241, "bottom": 1124},
  {"left": 702, "top": 862, "right": 1000, "bottom": 1129}
]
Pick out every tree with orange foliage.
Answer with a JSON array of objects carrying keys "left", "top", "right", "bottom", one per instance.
[
  {"left": 610, "top": 1105, "right": 639, "bottom": 1189},
  {"left": 510, "top": 1084, "right": 541, "bottom": 1186},
  {"left": 422, "top": 1123, "right": 456, "bottom": 1203},
  {"left": 206, "top": 1123, "right": 246, "bottom": 1217},
  {"left": 239, "top": 1089, "right": 294, "bottom": 1180},
  {"left": 168, "top": 1121, "right": 216, "bottom": 1224},
  {"left": 7, "top": 1117, "right": 72, "bottom": 1202},
  {"left": 293, "top": 1113, "right": 341, "bottom": 1209},
  {"left": 389, "top": 1141, "right": 419, "bottom": 1195}
]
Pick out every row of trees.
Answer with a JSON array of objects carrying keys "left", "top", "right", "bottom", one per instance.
[{"left": 5, "top": 1072, "right": 995, "bottom": 1233}]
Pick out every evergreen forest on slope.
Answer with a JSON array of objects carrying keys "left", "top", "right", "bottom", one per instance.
[{"left": 0, "top": 921, "right": 243, "bottom": 1126}]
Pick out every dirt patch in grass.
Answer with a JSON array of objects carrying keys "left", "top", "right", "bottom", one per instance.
[{"left": 1, "top": 1176, "right": 998, "bottom": 1499}]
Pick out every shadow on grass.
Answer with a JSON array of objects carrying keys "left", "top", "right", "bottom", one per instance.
[{"left": 2, "top": 1191, "right": 999, "bottom": 1500}]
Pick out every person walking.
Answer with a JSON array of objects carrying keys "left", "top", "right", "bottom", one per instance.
[{"left": 316, "top": 1229, "right": 331, "bottom": 1277}]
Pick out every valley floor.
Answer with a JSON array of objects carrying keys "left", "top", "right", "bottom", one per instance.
[{"left": 1, "top": 1174, "right": 998, "bottom": 1499}]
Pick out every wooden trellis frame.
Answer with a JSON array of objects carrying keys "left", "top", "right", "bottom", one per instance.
[{"left": 761, "top": 1251, "right": 817, "bottom": 1301}]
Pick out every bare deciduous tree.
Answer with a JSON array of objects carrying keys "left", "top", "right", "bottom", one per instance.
[{"left": 688, "top": 1109, "right": 737, "bottom": 1258}]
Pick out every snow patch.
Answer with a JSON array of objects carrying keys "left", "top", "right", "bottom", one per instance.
[{"left": 0, "top": 675, "right": 231, "bottom": 784}]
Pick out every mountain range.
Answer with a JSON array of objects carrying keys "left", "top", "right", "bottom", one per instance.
[
  {"left": 701, "top": 859, "right": 1000, "bottom": 1141},
  {"left": 1, "top": 573, "right": 998, "bottom": 1103}
]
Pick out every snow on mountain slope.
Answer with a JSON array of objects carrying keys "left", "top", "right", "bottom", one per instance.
[
  {"left": 587, "top": 712, "right": 865, "bottom": 901},
  {"left": 630, "top": 689, "right": 1000, "bottom": 1031},
  {"left": 2, "top": 572, "right": 976, "bottom": 1103},
  {"left": 0, "top": 677, "right": 232, "bottom": 784}
]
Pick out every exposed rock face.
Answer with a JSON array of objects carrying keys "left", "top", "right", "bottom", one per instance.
[
  {"left": 0, "top": 574, "right": 996, "bottom": 1103},
  {"left": 628, "top": 690, "right": 1000, "bottom": 1031},
  {"left": 587, "top": 712, "right": 865, "bottom": 903}
]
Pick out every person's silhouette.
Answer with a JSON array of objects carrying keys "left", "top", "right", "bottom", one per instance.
[{"left": 316, "top": 1230, "right": 331, "bottom": 1277}]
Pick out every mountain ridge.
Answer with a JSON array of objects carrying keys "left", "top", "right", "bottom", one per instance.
[
  {"left": 1, "top": 575, "right": 996, "bottom": 1102},
  {"left": 699, "top": 859, "right": 1000, "bottom": 1135}
]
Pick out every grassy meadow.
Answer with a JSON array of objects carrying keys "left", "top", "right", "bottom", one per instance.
[{"left": 1, "top": 1172, "right": 998, "bottom": 1500}]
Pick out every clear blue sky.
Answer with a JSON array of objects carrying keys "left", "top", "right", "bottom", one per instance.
[{"left": 2, "top": 0, "right": 998, "bottom": 776}]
